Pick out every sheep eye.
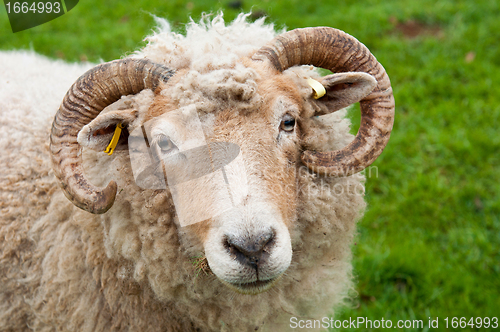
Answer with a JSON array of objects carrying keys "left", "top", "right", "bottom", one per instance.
[
  {"left": 157, "top": 136, "right": 176, "bottom": 154},
  {"left": 280, "top": 114, "right": 296, "bottom": 132}
]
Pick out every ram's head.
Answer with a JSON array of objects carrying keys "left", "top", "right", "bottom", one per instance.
[{"left": 50, "top": 27, "right": 394, "bottom": 295}]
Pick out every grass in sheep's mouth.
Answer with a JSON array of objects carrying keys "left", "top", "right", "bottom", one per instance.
[{"left": 190, "top": 255, "right": 212, "bottom": 278}]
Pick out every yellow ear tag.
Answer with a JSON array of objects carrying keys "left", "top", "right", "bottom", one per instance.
[
  {"left": 104, "top": 123, "right": 124, "bottom": 156},
  {"left": 307, "top": 78, "right": 326, "bottom": 99}
]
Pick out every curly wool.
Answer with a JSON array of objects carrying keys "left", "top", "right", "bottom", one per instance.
[{"left": 0, "top": 13, "right": 366, "bottom": 332}]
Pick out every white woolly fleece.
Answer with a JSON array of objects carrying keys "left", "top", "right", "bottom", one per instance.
[{"left": 134, "top": 13, "right": 281, "bottom": 71}]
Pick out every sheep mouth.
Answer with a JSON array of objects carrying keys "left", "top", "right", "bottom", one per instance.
[{"left": 224, "top": 278, "right": 278, "bottom": 295}]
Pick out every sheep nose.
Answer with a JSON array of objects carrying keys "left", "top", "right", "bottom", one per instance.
[{"left": 224, "top": 231, "right": 275, "bottom": 269}]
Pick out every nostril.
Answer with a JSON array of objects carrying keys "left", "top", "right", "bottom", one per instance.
[
  {"left": 223, "top": 237, "right": 231, "bottom": 250},
  {"left": 256, "top": 231, "right": 275, "bottom": 253},
  {"left": 224, "top": 230, "right": 276, "bottom": 267},
  {"left": 226, "top": 231, "right": 275, "bottom": 256}
]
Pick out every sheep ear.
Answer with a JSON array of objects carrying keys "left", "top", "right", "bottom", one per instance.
[
  {"left": 77, "top": 109, "right": 139, "bottom": 152},
  {"left": 311, "top": 72, "right": 377, "bottom": 115}
]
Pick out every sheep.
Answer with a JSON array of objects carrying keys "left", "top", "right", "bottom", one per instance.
[{"left": 0, "top": 13, "right": 394, "bottom": 332}]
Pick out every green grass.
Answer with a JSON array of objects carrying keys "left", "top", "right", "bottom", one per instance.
[{"left": 1, "top": 0, "right": 499, "bottom": 330}]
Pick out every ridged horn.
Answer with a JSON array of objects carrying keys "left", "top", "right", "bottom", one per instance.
[
  {"left": 50, "top": 58, "right": 174, "bottom": 214},
  {"left": 252, "top": 27, "right": 395, "bottom": 176}
]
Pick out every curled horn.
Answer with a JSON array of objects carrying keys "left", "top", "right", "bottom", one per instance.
[
  {"left": 252, "top": 27, "right": 395, "bottom": 176},
  {"left": 50, "top": 59, "right": 174, "bottom": 214}
]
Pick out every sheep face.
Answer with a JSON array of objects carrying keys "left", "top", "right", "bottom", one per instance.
[{"left": 149, "top": 66, "right": 303, "bottom": 294}]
